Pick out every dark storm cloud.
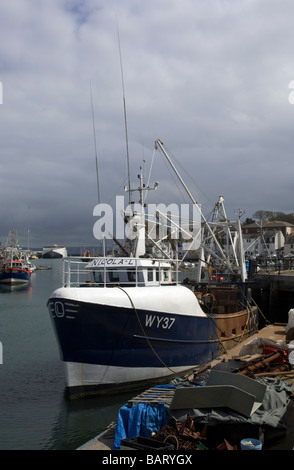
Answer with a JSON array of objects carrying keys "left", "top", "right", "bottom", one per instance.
[{"left": 1, "top": 0, "right": 294, "bottom": 248}]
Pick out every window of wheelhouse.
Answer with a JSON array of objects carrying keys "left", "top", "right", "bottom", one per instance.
[
  {"left": 155, "top": 269, "right": 160, "bottom": 282},
  {"left": 127, "top": 269, "right": 136, "bottom": 284},
  {"left": 163, "top": 269, "right": 169, "bottom": 282},
  {"left": 93, "top": 270, "right": 104, "bottom": 284},
  {"left": 147, "top": 268, "right": 153, "bottom": 282},
  {"left": 109, "top": 269, "right": 120, "bottom": 283}
]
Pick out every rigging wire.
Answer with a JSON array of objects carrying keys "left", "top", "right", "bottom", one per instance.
[
  {"left": 158, "top": 151, "right": 189, "bottom": 204},
  {"left": 144, "top": 147, "right": 156, "bottom": 203},
  {"left": 158, "top": 142, "right": 215, "bottom": 209}
]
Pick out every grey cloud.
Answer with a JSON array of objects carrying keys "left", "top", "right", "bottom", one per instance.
[{"left": 1, "top": 0, "right": 294, "bottom": 248}]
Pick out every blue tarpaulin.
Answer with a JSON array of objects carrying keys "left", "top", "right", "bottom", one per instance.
[{"left": 113, "top": 402, "right": 169, "bottom": 450}]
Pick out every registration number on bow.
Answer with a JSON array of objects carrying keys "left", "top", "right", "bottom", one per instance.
[{"left": 145, "top": 314, "right": 175, "bottom": 329}]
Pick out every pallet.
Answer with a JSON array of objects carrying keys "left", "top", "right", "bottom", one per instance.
[{"left": 128, "top": 387, "right": 176, "bottom": 406}]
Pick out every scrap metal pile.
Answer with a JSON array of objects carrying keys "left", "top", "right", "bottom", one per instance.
[{"left": 189, "top": 343, "right": 294, "bottom": 385}]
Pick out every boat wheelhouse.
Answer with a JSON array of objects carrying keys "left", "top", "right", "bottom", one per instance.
[{"left": 65, "top": 256, "right": 177, "bottom": 288}]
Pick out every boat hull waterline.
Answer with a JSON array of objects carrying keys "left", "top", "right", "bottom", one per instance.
[
  {"left": 48, "top": 284, "right": 258, "bottom": 397},
  {"left": 0, "top": 269, "right": 31, "bottom": 284}
]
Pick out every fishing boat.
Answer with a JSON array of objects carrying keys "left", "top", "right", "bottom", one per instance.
[
  {"left": 47, "top": 140, "right": 258, "bottom": 398},
  {"left": 0, "top": 229, "right": 32, "bottom": 284},
  {"left": 0, "top": 258, "right": 32, "bottom": 284}
]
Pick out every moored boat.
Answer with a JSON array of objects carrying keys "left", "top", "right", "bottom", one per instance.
[
  {"left": 47, "top": 141, "right": 258, "bottom": 398},
  {"left": 0, "top": 228, "right": 32, "bottom": 284},
  {"left": 42, "top": 245, "right": 67, "bottom": 258},
  {"left": 0, "top": 258, "right": 31, "bottom": 284},
  {"left": 48, "top": 255, "right": 258, "bottom": 398}
]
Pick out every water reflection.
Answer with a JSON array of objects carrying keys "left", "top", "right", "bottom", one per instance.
[
  {"left": 0, "top": 283, "right": 31, "bottom": 293},
  {"left": 48, "top": 391, "right": 138, "bottom": 450}
]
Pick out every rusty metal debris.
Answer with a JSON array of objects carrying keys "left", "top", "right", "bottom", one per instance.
[
  {"left": 152, "top": 415, "right": 236, "bottom": 450},
  {"left": 153, "top": 415, "right": 207, "bottom": 450},
  {"left": 235, "top": 349, "right": 291, "bottom": 378},
  {"left": 216, "top": 439, "right": 238, "bottom": 451},
  {"left": 175, "top": 414, "right": 206, "bottom": 442}
]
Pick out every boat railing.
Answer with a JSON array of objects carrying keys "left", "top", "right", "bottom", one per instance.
[{"left": 62, "top": 257, "right": 179, "bottom": 288}]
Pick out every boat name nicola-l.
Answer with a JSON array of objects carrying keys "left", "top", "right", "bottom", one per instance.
[{"left": 89, "top": 258, "right": 135, "bottom": 267}]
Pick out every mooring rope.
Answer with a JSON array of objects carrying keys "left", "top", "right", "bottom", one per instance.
[{"left": 115, "top": 286, "right": 181, "bottom": 377}]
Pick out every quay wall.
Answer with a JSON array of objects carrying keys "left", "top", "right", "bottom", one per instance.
[{"left": 251, "top": 271, "right": 294, "bottom": 324}]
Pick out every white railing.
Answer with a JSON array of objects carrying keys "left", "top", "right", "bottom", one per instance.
[{"left": 62, "top": 257, "right": 179, "bottom": 288}]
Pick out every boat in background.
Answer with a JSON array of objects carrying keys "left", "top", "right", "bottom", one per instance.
[
  {"left": 42, "top": 245, "right": 67, "bottom": 259},
  {"left": 0, "top": 258, "right": 32, "bottom": 284},
  {"left": 47, "top": 141, "right": 258, "bottom": 398},
  {"left": 0, "top": 228, "right": 32, "bottom": 284}
]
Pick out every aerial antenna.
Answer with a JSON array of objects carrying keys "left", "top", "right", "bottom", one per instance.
[
  {"left": 90, "top": 81, "right": 106, "bottom": 255},
  {"left": 27, "top": 205, "right": 30, "bottom": 252},
  {"left": 90, "top": 81, "right": 101, "bottom": 205},
  {"left": 116, "top": 20, "right": 131, "bottom": 208}
]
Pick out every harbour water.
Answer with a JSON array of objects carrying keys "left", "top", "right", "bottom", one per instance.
[
  {"left": 2, "top": 258, "right": 294, "bottom": 451},
  {"left": 0, "top": 258, "right": 135, "bottom": 450}
]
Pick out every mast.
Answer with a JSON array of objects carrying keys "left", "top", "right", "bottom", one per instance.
[
  {"left": 90, "top": 82, "right": 105, "bottom": 255},
  {"left": 117, "top": 21, "right": 131, "bottom": 208},
  {"left": 27, "top": 206, "right": 30, "bottom": 254},
  {"left": 124, "top": 166, "right": 158, "bottom": 257},
  {"left": 90, "top": 82, "right": 101, "bottom": 205},
  {"left": 235, "top": 208, "right": 248, "bottom": 282}
]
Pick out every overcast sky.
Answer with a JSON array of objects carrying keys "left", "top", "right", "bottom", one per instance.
[{"left": 1, "top": 0, "right": 294, "bottom": 248}]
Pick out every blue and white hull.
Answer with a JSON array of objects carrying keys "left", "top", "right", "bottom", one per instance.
[
  {"left": 0, "top": 269, "right": 31, "bottom": 284},
  {"left": 48, "top": 285, "right": 221, "bottom": 397}
]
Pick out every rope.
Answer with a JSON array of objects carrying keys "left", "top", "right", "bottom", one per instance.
[
  {"left": 115, "top": 286, "right": 180, "bottom": 377},
  {"left": 251, "top": 296, "right": 269, "bottom": 324},
  {"left": 164, "top": 434, "right": 179, "bottom": 450},
  {"left": 206, "top": 314, "right": 229, "bottom": 354}
]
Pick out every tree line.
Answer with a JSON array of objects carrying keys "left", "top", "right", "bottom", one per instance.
[{"left": 245, "top": 211, "right": 294, "bottom": 225}]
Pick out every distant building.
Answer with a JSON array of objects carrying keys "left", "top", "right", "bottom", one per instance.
[
  {"left": 281, "top": 235, "right": 294, "bottom": 257},
  {"left": 243, "top": 230, "right": 284, "bottom": 257},
  {"left": 242, "top": 220, "right": 294, "bottom": 257},
  {"left": 242, "top": 220, "right": 294, "bottom": 237}
]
